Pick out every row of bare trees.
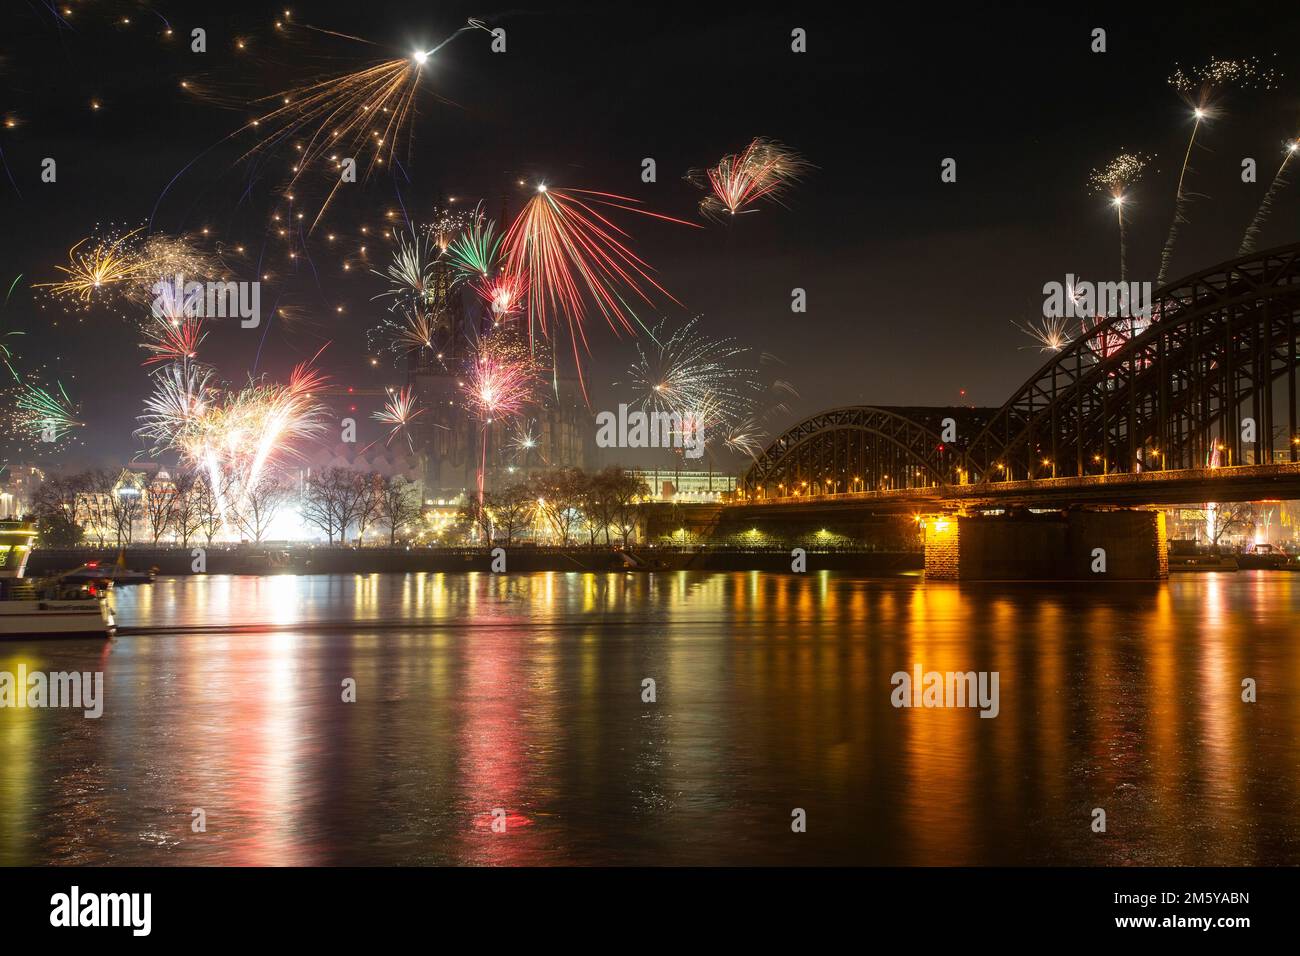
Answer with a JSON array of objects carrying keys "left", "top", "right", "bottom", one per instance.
[
  {"left": 300, "top": 467, "right": 422, "bottom": 546},
  {"left": 29, "top": 465, "right": 644, "bottom": 549},
  {"left": 31, "top": 469, "right": 256, "bottom": 547},
  {"left": 462, "top": 467, "right": 650, "bottom": 546}
]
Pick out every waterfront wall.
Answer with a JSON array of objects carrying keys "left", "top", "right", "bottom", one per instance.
[
  {"left": 641, "top": 502, "right": 922, "bottom": 550},
  {"left": 924, "top": 510, "right": 1168, "bottom": 581},
  {"left": 25, "top": 546, "right": 922, "bottom": 576}
]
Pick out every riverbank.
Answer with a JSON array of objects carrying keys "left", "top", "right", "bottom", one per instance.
[{"left": 25, "top": 545, "right": 923, "bottom": 576}]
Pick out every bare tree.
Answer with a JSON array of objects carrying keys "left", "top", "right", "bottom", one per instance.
[
  {"left": 531, "top": 469, "right": 585, "bottom": 545},
  {"left": 32, "top": 472, "right": 82, "bottom": 518},
  {"left": 195, "top": 473, "right": 226, "bottom": 546},
  {"left": 75, "top": 469, "right": 116, "bottom": 547},
  {"left": 458, "top": 495, "right": 493, "bottom": 542},
  {"left": 170, "top": 471, "right": 204, "bottom": 548},
  {"left": 230, "top": 474, "right": 289, "bottom": 543},
  {"left": 31, "top": 473, "right": 87, "bottom": 547},
  {"left": 485, "top": 483, "right": 535, "bottom": 545},
  {"left": 300, "top": 470, "right": 340, "bottom": 544},
  {"left": 144, "top": 476, "right": 177, "bottom": 545},
  {"left": 354, "top": 472, "right": 383, "bottom": 544},
  {"left": 302, "top": 467, "right": 372, "bottom": 545},
  {"left": 377, "top": 476, "right": 421, "bottom": 546},
  {"left": 107, "top": 471, "right": 145, "bottom": 548},
  {"left": 610, "top": 470, "right": 650, "bottom": 547},
  {"left": 1207, "top": 502, "right": 1254, "bottom": 547}
]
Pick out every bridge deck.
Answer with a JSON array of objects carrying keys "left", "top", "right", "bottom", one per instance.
[{"left": 729, "top": 462, "right": 1300, "bottom": 513}]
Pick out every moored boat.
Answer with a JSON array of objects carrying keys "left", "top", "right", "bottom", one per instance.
[
  {"left": 0, "top": 521, "right": 115, "bottom": 639},
  {"left": 61, "top": 553, "right": 156, "bottom": 586},
  {"left": 1236, "top": 543, "right": 1292, "bottom": 570}
]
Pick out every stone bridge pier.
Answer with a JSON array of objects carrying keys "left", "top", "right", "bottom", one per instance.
[{"left": 922, "top": 509, "right": 1167, "bottom": 581}]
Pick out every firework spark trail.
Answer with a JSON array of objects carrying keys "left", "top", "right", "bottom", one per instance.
[
  {"left": 1088, "top": 153, "right": 1149, "bottom": 284},
  {"left": 1159, "top": 56, "right": 1283, "bottom": 285},
  {"left": 1158, "top": 109, "right": 1204, "bottom": 288},
  {"left": 0, "top": 142, "right": 20, "bottom": 199},
  {"left": 1239, "top": 139, "right": 1299, "bottom": 255},
  {"left": 689, "top": 137, "right": 810, "bottom": 219},
  {"left": 372, "top": 385, "right": 425, "bottom": 450},
  {"left": 246, "top": 57, "right": 423, "bottom": 231},
  {"left": 0, "top": 277, "right": 22, "bottom": 378},
  {"left": 501, "top": 186, "right": 699, "bottom": 390},
  {"left": 150, "top": 18, "right": 489, "bottom": 232},
  {"left": 242, "top": 25, "right": 487, "bottom": 233}
]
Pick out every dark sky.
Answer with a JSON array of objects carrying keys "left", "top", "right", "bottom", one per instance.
[{"left": 2, "top": 0, "right": 1298, "bottom": 467}]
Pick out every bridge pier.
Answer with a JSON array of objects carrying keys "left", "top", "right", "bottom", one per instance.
[{"left": 923, "top": 509, "right": 1167, "bottom": 581}]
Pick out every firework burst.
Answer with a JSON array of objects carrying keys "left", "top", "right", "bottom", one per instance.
[
  {"left": 38, "top": 228, "right": 222, "bottom": 310},
  {"left": 723, "top": 416, "right": 765, "bottom": 459},
  {"left": 1013, "top": 315, "right": 1072, "bottom": 353},
  {"left": 474, "top": 270, "right": 528, "bottom": 320},
  {"left": 12, "top": 380, "right": 83, "bottom": 445},
  {"left": 463, "top": 332, "right": 541, "bottom": 423},
  {"left": 138, "top": 356, "right": 328, "bottom": 529},
  {"left": 372, "top": 385, "right": 425, "bottom": 450},
  {"left": 140, "top": 311, "right": 207, "bottom": 366},
  {"left": 689, "top": 137, "right": 810, "bottom": 219},
  {"left": 501, "top": 185, "right": 698, "bottom": 386},
  {"left": 463, "top": 329, "right": 541, "bottom": 503},
  {"left": 506, "top": 420, "right": 544, "bottom": 464},
  {"left": 426, "top": 206, "right": 473, "bottom": 254},
  {"left": 626, "top": 316, "right": 762, "bottom": 432},
  {"left": 372, "top": 229, "right": 439, "bottom": 309},
  {"left": 37, "top": 227, "right": 149, "bottom": 305},
  {"left": 1089, "top": 151, "right": 1150, "bottom": 284},
  {"left": 445, "top": 204, "right": 501, "bottom": 280},
  {"left": 1168, "top": 56, "right": 1282, "bottom": 95}
]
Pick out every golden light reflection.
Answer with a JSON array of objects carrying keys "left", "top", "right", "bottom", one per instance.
[{"left": 8, "top": 570, "right": 1299, "bottom": 865}]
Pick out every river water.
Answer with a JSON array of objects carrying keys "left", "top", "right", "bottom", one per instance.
[{"left": 2, "top": 571, "right": 1297, "bottom": 865}]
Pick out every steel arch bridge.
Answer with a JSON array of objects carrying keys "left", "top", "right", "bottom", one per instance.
[
  {"left": 739, "top": 405, "right": 995, "bottom": 497},
  {"left": 740, "top": 242, "right": 1300, "bottom": 501}
]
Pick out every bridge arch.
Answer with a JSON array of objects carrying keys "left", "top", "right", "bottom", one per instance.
[
  {"left": 738, "top": 406, "right": 955, "bottom": 499},
  {"left": 961, "top": 242, "right": 1300, "bottom": 483},
  {"left": 741, "top": 243, "right": 1300, "bottom": 498}
]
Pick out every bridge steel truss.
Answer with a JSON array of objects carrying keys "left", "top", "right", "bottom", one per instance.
[
  {"left": 962, "top": 243, "right": 1300, "bottom": 483},
  {"left": 738, "top": 406, "right": 955, "bottom": 499},
  {"left": 740, "top": 244, "right": 1300, "bottom": 499}
]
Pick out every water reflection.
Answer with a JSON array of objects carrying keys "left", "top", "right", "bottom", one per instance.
[{"left": 1, "top": 571, "right": 1297, "bottom": 865}]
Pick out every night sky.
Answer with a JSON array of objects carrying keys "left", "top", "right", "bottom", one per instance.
[{"left": 2, "top": 0, "right": 1298, "bottom": 467}]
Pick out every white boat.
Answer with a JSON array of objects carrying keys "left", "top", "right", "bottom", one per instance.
[{"left": 0, "top": 522, "right": 115, "bottom": 639}]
